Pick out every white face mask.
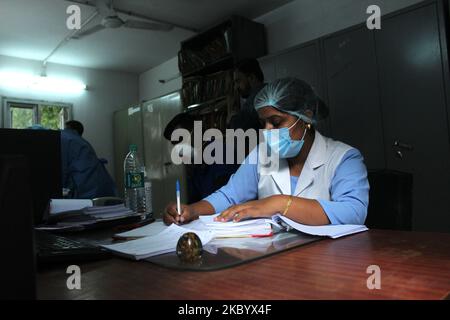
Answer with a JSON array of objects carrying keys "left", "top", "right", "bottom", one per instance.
[{"left": 263, "top": 118, "right": 308, "bottom": 159}]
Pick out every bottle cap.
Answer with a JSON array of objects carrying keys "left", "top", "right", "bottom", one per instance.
[{"left": 129, "top": 144, "right": 137, "bottom": 152}]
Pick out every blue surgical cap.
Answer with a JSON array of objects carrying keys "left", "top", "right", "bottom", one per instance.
[{"left": 254, "top": 77, "right": 328, "bottom": 124}]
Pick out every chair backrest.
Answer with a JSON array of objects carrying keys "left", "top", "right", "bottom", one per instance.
[{"left": 366, "top": 170, "right": 413, "bottom": 230}]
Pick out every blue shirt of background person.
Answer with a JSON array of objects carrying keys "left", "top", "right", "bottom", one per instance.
[{"left": 61, "top": 120, "right": 117, "bottom": 199}]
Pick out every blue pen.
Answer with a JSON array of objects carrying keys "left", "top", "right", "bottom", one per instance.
[{"left": 176, "top": 180, "right": 181, "bottom": 216}]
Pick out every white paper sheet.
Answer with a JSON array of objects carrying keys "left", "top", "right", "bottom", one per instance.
[
  {"left": 274, "top": 214, "right": 368, "bottom": 239},
  {"left": 49, "top": 199, "right": 93, "bottom": 214},
  {"left": 115, "top": 220, "right": 167, "bottom": 239},
  {"left": 102, "top": 224, "right": 214, "bottom": 260},
  {"left": 199, "top": 213, "right": 279, "bottom": 227},
  {"left": 113, "top": 216, "right": 276, "bottom": 239}
]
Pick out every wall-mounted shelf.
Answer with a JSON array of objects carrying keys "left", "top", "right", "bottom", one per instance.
[{"left": 178, "top": 15, "right": 266, "bottom": 132}]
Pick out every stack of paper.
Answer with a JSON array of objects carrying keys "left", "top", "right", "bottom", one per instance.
[
  {"left": 101, "top": 224, "right": 214, "bottom": 260},
  {"left": 49, "top": 199, "right": 93, "bottom": 214},
  {"left": 111, "top": 214, "right": 368, "bottom": 242},
  {"left": 198, "top": 214, "right": 277, "bottom": 238},
  {"left": 37, "top": 202, "right": 139, "bottom": 231},
  {"left": 113, "top": 216, "right": 277, "bottom": 240},
  {"left": 83, "top": 204, "right": 136, "bottom": 220},
  {"left": 102, "top": 212, "right": 369, "bottom": 261}
]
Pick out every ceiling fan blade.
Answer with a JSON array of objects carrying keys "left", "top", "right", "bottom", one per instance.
[
  {"left": 72, "top": 24, "right": 105, "bottom": 39},
  {"left": 123, "top": 19, "right": 174, "bottom": 31},
  {"left": 95, "top": 0, "right": 115, "bottom": 17}
]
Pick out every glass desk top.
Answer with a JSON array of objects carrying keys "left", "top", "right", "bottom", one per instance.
[
  {"left": 48, "top": 220, "right": 324, "bottom": 272},
  {"left": 145, "top": 231, "right": 323, "bottom": 271}
]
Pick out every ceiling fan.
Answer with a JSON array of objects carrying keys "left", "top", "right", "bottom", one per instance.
[{"left": 72, "top": 0, "right": 174, "bottom": 39}]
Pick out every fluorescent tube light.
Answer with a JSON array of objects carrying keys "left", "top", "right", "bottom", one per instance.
[{"left": 0, "top": 71, "right": 86, "bottom": 94}]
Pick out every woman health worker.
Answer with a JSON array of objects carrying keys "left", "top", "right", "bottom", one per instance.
[{"left": 164, "top": 78, "right": 369, "bottom": 226}]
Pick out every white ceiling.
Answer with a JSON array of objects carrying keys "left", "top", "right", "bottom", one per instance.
[{"left": 0, "top": 0, "right": 292, "bottom": 73}]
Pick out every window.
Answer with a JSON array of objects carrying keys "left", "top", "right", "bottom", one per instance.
[
  {"left": 10, "top": 103, "right": 36, "bottom": 129},
  {"left": 3, "top": 98, "right": 71, "bottom": 129},
  {"left": 39, "top": 104, "right": 69, "bottom": 130}
]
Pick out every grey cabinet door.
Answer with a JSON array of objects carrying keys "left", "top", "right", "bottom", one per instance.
[
  {"left": 376, "top": 3, "right": 450, "bottom": 232},
  {"left": 275, "top": 43, "right": 323, "bottom": 96},
  {"left": 323, "top": 27, "right": 385, "bottom": 170},
  {"left": 142, "top": 99, "right": 165, "bottom": 217},
  {"left": 158, "top": 92, "right": 188, "bottom": 213},
  {"left": 113, "top": 105, "right": 144, "bottom": 198},
  {"left": 258, "top": 56, "right": 276, "bottom": 83},
  {"left": 113, "top": 109, "right": 128, "bottom": 198},
  {"left": 275, "top": 42, "right": 330, "bottom": 135},
  {"left": 142, "top": 92, "right": 187, "bottom": 217}
]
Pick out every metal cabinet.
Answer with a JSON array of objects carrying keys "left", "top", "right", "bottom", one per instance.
[
  {"left": 258, "top": 56, "right": 277, "bottom": 83},
  {"left": 323, "top": 27, "right": 385, "bottom": 170},
  {"left": 375, "top": 3, "right": 450, "bottom": 232},
  {"left": 142, "top": 92, "right": 188, "bottom": 218},
  {"left": 275, "top": 42, "right": 330, "bottom": 135},
  {"left": 275, "top": 42, "right": 323, "bottom": 95},
  {"left": 260, "top": 0, "right": 450, "bottom": 232}
]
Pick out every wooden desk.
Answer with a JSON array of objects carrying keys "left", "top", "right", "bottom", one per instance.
[{"left": 37, "top": 230, "right": 450, "bottom": 300}]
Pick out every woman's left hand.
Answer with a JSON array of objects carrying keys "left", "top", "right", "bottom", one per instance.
[{"left": 215, "top": 196, "right": 283, "bottom": 222}]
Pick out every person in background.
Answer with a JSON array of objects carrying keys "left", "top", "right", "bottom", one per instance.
[
  {"left": 229, "top": 58, "right": 266, "bottom": 133},
  {"left": 164, "top": 78, "right": 369, "bottom": 226},
  {"left": 61, "top": 120, "right": 117, "bottom": 199},
  {"left": 164, "top": 113, "right": 239, "bottom": 203},
  {"left": 65, "top": 120, "right": 84, "bottom": 136},
  {"left": 227, "top": 59, "right": 266, "bottom": 160},
  {"left": 65, "top": 120, "right": 110, "bottom": 166}
]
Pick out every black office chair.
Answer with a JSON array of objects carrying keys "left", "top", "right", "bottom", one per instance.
[{"left": 366, "top": 170, "right": 413, "bottom": 231}]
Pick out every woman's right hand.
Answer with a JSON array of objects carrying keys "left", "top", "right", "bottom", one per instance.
[{"left": 163, "top": 202, "right": 198, "bottom": 225}]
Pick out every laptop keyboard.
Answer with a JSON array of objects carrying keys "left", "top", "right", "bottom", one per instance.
[{"left": 35, "top": 231, "right": 110, "bottom": 264}]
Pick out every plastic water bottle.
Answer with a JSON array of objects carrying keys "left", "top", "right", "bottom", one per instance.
[
  {"left": 124, "top": 144, "right": 146, "bottom": 217},
  {"left": 143, "top": 168, "right": 153, "bottom": 218}
]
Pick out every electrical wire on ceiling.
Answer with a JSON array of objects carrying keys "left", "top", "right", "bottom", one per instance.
[{"left": 41, "top": 8, "right": 100, "bottom": 71}]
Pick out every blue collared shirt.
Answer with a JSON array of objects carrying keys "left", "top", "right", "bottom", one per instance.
[
  {"left": 204, "top": 148, "right": 369, "bottom": 225},
  {"left": 61, "top": 129, "right": 117, "bottom": 199}
]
